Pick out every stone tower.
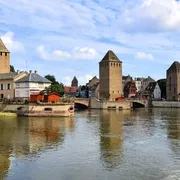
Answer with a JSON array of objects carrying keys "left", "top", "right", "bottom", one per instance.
[
  {"left": 166, "top": 61, "right": 180, "bottom": 101},
  {"left": 0, "top": 38, "right": 10, "bottom": 73},
  {"left": 99, "top": 50, "right": 122, "bottom": 101},
  {"left": 71, "top": 76, "right": 78, "bottom": 87}
]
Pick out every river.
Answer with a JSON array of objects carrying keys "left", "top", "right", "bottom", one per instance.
[{"left": 0, "top": 108, "right": 180, "bottom": 180}]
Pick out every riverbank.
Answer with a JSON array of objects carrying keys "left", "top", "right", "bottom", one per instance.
[
  {"left": 152, "top": 101, "right": 180, "bottom": 108},
  {"left": 0, "top": 112, "right": 17, "bottom": 117}
]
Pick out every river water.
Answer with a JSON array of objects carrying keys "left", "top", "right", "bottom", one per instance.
[{"left": 0, "top": 108, "right": 180, "bottom": 180}]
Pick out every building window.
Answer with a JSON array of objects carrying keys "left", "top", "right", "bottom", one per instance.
[
  {"left": 16, "top": 83, "right": 19, "bottom": 88},
  {"left": 0, "top": 52, "right": 2, "bottom": 56},
  {"left": 25, "top": 83, "right": 28, "bottom": 88},
  {"left": 5, "top": 53, "right": 7, "bottom": 56},
  {"left": 16, "top": 91, "right": 19, "bottom": 97},
  {"left": 1, "top": 84, "right": 3, "bottom": 90},
  {"left": 7, "top": 84, "right": 11, "bottom": 90},
  {"left": 1, "top": 94, "right": 3, "bottom": 99}
]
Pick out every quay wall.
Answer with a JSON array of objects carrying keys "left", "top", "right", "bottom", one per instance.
[
  {"left": 152, "top": 101, "right": 180, "bottom": 108},
  {"left": 90, "top": 98, "right": 132, "bottom": 110},
  {"left": 0, "top": 103, "right": 74, "bottom": 116}
]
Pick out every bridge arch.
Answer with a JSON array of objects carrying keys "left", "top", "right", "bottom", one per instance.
[{"left": 132, "top": 101, "right": 145, "bottom": 108}]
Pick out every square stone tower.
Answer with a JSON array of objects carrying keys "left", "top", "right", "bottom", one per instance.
[
  {"left": 99, "top": 50, "right": 122, "bottom": 101},
  {"left": 166, "top": 61, "right": 180, "bottom": 101},
  {"left": 0, "top": 38, "right": 10, "bottom": 73}
]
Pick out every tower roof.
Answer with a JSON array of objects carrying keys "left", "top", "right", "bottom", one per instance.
[
  {"left": 0, "top": 38, "right": 9, "bottom": 53},
  {"left": 168, "top": 61, "right": 180, "bottom": 71},
  {"left": 100, "top": 50, "right": 122, "bottom": 63},
  {"left": 72, "top": 76, "right": 78, "bottom": 82}
]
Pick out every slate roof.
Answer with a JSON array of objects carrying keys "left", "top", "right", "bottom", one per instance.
[
  {"left": 0, "top": 72, "right": 18, "bottom": 80},
  {"left": 145, "top": 82, "right": 157, "bottom": 93},
  {"left": 167, "top": 61, "right": 180, "bottom": 71},
  {"left": 144, "top": 76, "right": 155, "bottom": 82},
  {"left": 15, "top": 73, "right": 51, "bottom": 83},
  {"left": 123, "top": 75, "right": 132, "bottom": 81},
  {"left": 0, "top": 38, "right": 9, "bottom": 53},
  {"left": 124, "top": 81, "right": 136, "bottom": 90},
  {"left": 100, "top": 50, "right": 122, "bottom": 63}
]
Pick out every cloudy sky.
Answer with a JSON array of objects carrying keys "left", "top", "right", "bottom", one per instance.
[{"left": 0, "top": 0, "right": 180, "bottom": 85}]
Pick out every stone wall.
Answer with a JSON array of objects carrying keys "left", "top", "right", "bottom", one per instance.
[
  {"left": 1, "top": 103, "right": 74, "bottom": 116},
  {"left": 152, "top": 101, "right": 180, "bottom": 108},
  {"left": 90, "top": 98, "right": 131, "bottom": 109}
]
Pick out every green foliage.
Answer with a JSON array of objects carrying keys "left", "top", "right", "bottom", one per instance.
[
  {"left": 44, "top": 74, "right": 56, "bottom": 84},
  {"left": 44, "top": 74, "right": 64, "bottom": 95},
  {"left": 10, "top": 65, "right": 15, "bottom": 72}
]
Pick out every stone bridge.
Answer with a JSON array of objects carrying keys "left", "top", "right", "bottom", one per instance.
[
  {"left": 128, "top": 99, "right": 148, "bottom": 108},
  {"left": 74, "top": 98, "right": 148, "bottom": 108},
  {"left": 74, "top": 98, "right": 90, "bottom": 107}
]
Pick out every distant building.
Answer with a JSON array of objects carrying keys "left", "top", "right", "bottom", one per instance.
[
  {"left": 71, "top": 76, "right": 78, "bottom": 87},
  {"left": 122, "top": 75, "right": 133, "bottom": 90},
  {"left": 123, "top": 81, "right": 137, "bottom": 98},
  {"left": 141, "top": 76, "right": 155, "bottom": 91},
  {"left": 99, "top": 50, "right": 123, "bottom": 101},
  {"left": 157, "top": 79, "right": 166, "bottom": 99},
  {"left": 144, "top": 82, "right": 161, "bottom": 100},
  {"left": 0, "top": 71, "right": 27, "bottom": 100},
  {"left": 15, "top": 70, "right": 51, "bottom": 99},
  {"left": 87, "top": 76, "right": 99, "bottom": 88},
  {"left": 166, "top": 61, "right": 180, "bottom": 101},
  {"left": 134, "top": 77, "right": 144, "bottom": 92},
  {"left": 64, "top": 86, "right": 78, "bottom": 97},
  {"left": 0, "top": 38, "right": 10, "bottom": 73}
]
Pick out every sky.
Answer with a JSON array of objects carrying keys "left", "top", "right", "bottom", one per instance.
[{"left": 0, "top": 0, "right": 180, "bottom": 85}]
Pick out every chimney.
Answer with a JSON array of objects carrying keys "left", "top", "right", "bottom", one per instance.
[
  {"left": 29, "top": 70, "right": 32, "bottom": 74},
  {"left": 34, "top": 70, "right": 37, "bottom": 74}
]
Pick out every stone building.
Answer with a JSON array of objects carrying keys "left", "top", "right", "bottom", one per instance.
[
  {"left": 71, "top": 76, "right": 78, "bottom": 87},
  {"left": 166, "top": 61, "right": 180, "bottom": 100},
  {"left": 0, "top": 38, "right": 10, "bottom": 73},
  {"left": 0, "top": 71, "right": 27, "bottom": 100},
  {"left": 99, "top": 50, "right": 122, "bottom": 101}
]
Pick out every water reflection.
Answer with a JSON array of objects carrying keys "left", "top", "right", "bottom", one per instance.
[
  {"left": 0, "top": 117, "right": 17, "bottom": 179},
  {"left": 99, "top": 110, "right": 130, "bottom": 170},
  {"left": 0, "top": 116, "right": 74, "bottom": 178}
]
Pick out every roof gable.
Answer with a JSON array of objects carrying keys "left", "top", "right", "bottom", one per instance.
[{"left": 100, "top": 50, "right": 122, "bottom": 63}]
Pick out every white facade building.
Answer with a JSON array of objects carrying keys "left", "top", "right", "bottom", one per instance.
[
  {"left": 134, "top": 77, "right": 144, "bottom": 92},
  {"left": 153, "top": 83, "right": 161, "bottom": 100},
  {"left": 15, "top": 71, "right": 51, "bottom": 98}
]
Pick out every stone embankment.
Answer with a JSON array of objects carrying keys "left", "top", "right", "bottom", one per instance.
[{"left": 152, "top": 101, "right": 180, "bottom": 108}]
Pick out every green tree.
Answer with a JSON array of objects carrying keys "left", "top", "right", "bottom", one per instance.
[
  {"left": 44, "top": 74, "right": 64, "bottom": 95},
  {"left": 10, "top": 65, "right": 15, "bottom": 72}
]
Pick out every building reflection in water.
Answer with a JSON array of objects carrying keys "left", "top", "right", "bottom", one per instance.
[
  {"left": 166, "top": 109, "right": 180, "bottom": 140},
  {"left": 13, "top": 116, "right": 75, "bottom": 156},
  {"left": 0, "top": 117, "right": 18, "bottom": 179},
  {"left": 99, "top": 110, "right": 130, "bottom": 170},
  {"left": 0, "top": 116, "right": 74, "bottom": 177}
]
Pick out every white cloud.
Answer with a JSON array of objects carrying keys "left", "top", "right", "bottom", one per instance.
[
  {"left": 135, "top": 52, "right": 155, "bottom": 61},
  {"left": 37, "top": 45, "right": 71, "bottom": 61},
  {"left": 119, "top": 0, "right": 180, "bottom": 32},
  {"left": 0, "top": 31, "right": 24, "bottom": 52},
  {"left": 37, "top": 45, "right": 99, "bottom": 61},
  {"left": 73, "top": 47, "right": 98, "bottom": 60}
]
